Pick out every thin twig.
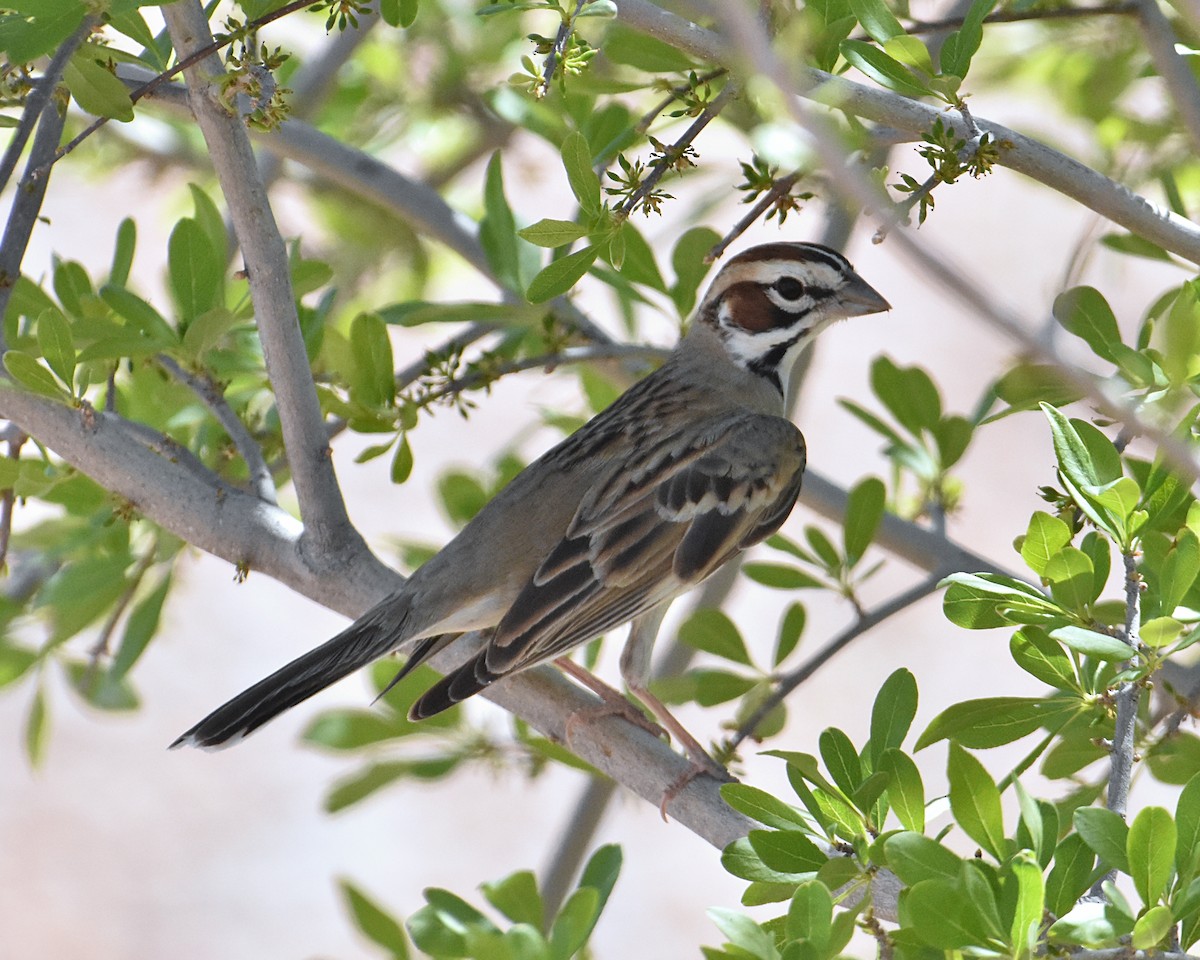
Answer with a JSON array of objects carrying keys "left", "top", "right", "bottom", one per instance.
[
  {"left": 707, "top": 172, "right": 802, "bottom": 262},
  {"left": 1133, "top": 0, "right": 1200, "bottom": 156},
  {"left": 615, "top": 84, "right": 736, "bottom": 219},
  {"left": 538, "top": 0, "right": 588, "bottom": 98},
  {"left": 86, "top": 542, "right": 158, "bottom": 667},
  {"left": 0, "top": 96, "right": 68, "bottom": 351},
  {"left": 156, "top": 355, "right": 276, "bottom": 503},
  {"left": 31, "top": 0, "right": 315, "bottom": 180},
  {"left": 725, "top": 574, "right": 943, "bottom": 753},
  {"left": 0, "top": 16, "right": 95, "bottom": 196},
  {"left": 631, "top": 68, "right": 728, "bottom": 139},
  {"left": 0, "top": 429, "right": 26, "bottom": 572},
  {"left": 852, "top": 2, "right": 1139, "bottom": 39}
]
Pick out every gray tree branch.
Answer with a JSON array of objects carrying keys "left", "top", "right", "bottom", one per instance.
[{"left": 161, "top": 0, "right": 363, "bottom": 555}]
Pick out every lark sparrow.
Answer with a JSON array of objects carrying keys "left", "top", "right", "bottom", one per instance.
[{"left": 173, "top": 242, "right": 889, "bottom": 752}]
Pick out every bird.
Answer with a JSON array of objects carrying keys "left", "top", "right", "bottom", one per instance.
[{"left": 172, "top": 241, "right": 889, "bottom": 758}]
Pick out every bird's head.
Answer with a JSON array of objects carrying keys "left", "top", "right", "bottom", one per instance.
[{"left": 693, "top": 242, "right": 890, "bottom": 396}]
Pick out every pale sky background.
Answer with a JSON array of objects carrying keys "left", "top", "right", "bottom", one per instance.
[{"left": 0, "top": 23, "right": 1190, "bottom": 960}]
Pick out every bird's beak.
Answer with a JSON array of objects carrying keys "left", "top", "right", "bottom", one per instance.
[{"left": 841, "top": 273, "right": 891, "bottom": 317}]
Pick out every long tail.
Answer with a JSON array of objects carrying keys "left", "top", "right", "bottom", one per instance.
[{"left": 170, "top": 597, "right": 411, "bottom": 750}]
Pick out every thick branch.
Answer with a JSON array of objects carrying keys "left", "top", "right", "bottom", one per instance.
[
  {"left": 161, "top": 0, "right": 360, "bottom": 553},
  {"left": 1133, "top": 0, "right": 1200, "bottom": 155},
  {"left": 615, "top": 0, "right": 1200, "bottom": 264}
]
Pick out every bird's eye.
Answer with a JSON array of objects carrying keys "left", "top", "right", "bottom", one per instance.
[{"left": 773, "top": 277, "right": 805, "bottom": 300}]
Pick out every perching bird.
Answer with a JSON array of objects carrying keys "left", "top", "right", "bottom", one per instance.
[{"left": 172, "top": 242, "right": 889, "bottom": 755}]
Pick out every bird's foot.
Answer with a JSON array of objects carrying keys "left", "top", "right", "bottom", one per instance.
[{"left": 556, "top": 657, "right": 668, "bottom": 743}]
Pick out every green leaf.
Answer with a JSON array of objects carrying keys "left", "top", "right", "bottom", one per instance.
[
  {"left": 844, "top": 476, "right": 885, "bottom": 565},
  {"left": 1010, "top": 627, "right": 1077, "bottom": 689},
  {"left": 1159, "top": 529, "right": 1200, "bottom": 614},
  {"left": 64, "top": 49, "right": 134, "bottom": 121},
  {"left": 1049, "top": 625, "right": 1133, "bottom": 662},
  {"left": 1054, "top": 288, "right": 1123, "bottom": 363},
  {"left": 1009, "top": 851, "right": 1045, "bottom": 959},
  {"left": 820, "top": 727, "right": 863, "bottom": 795},
  {"left": 518, "top": 218, "right": 589, "bottom": 248},
  {"left": 993, "top": 361, "right": 1086, "bottom": 413},
  {"left": 708, "top": 908, "right": 778, "bottom": 960},
  {"left": 721, "top": 783, "right": 808, "bottom": 830},
  {"left": 482, "top": 870, "right": 543, "bottom": 927},
  {"left": 109, "top": 218, "right": 136, "bottom": 287},
  {"left": 786, "top": 881, "right": 833, "bottom": 950},
  {"left": 883, "top": 831, "right": 961, "bottom": 884},
  {"left": 601, "top": 23, "right": 696, "bottom": 73},
  {"left": 550, "top": 887, "right": 599, "bottom": 959},
  {"left": 349, "top": 313, "right": 396, "bottom": 408},
  {"left": 939, "top": 0, "right": 996, "bottom": 78},
  {"left": 36, "top": 309, "right": 75, "bottom": 391},
  {"left": 578, "top": 844, "right": 621, "bottom": 913},
  {"left": 917, "top": 696, "right": 1077, "bottom": 749},
  {"left": 560, "top": 132, "right": 601, "bottom": 216},
  {"left": 870, "top": 356, "right": 942, "bottom": 436},
  {"left": 0, "top": 644, "right": 37, "bottom": 689},
  {"left": 615, "top": 221, "right": 667, "bottom": 292},
  {"left": 947, "top": 742, "right": 1005, "bottom": 858},
  {"left": 1045, "top": 546, "right": 1095, "bottom": 612},
  {"left": 1132, "top": 904, "right": 1174, "bottom": 950},
  {"left": 167, "top": 218, "right": 221, "bottom": 324},
  {"left": 1020, "top": 511, "right": 1072, "bottom": 576},
  {"left": 1164, "top": 281, "right": 1200, "bottom": 385},
  {"left": 1074, "top": 806, "right": 1130, "bottom": 873},
  {"left": 940, "top": 571, "right": 1058, "bottom": 630},
  {"left": 879, "top": 749, "right": 924, "bottom": 831},
  {"left": 743, "top": 563, "right": 824, "bottom": 589},
  {"left": 905, "top": 877, "right": 992, "bottom": 949},
  {"left": 1128, "top": 806, "right": 1176, "bottom": 906},
  {"left": 527, "top": 246, "right": 598, "bottom": 304},
  {"left": 25, "top": 685, "right": 47, "bottom": 766},
  {"left": 883, "top": 35, "right": 934, "bottom": 75},
  {"left": 325, "top": 758, "right": 459, "bottom": 812},
  {"left": 480, "top": 152, "right": 523, "bottom": 292},
  {"left": 1042, "top": 403, "right": 1100, "bottom": 487},
  {"left": 340, "top": 880, "right": 410, "bottom": 959},
  {"left": 747, "top": 829, "right": 828, "bottom": 874},
  {"left": 1141, "top": 616, "right": 1184, "bottom": 649},
  {"left": 847, "top": 0, "right": 905, "bottom": 42},
  {"left": 679, "top": 609, "right": 752, "bottom": 666},
  {"left": 1045, "top": 833, "right": 1097, "bottom": 917},
  {"left": 670, "top": 227, "right": 720, "bottom": 318},
  {"left": 775, "top": 602, "right": 806, "bottom": 666},
  {"left": 110, "top": 573, "right": 170, "bottom": 681},
  {"left": 181, "top": 307, "right": 239, "bottom": 359},
  {"left": 4, "top": 351, "right": 68, "bottom": 400},
  {"left": 100, "top": 285, "right": 176, "bottom": 344},
  {"left": 870, "top": 668, "right": 918, "bottom": 764},
  {"left": 391, "top": 436, "right": 413, "bottom": 485},
  {"left": 304, "top": 709, "right": 415, "bottom": 750},
  {"left": 1177, "top": 771, "right": 1200, "bottom": 880},
  {"left": 840, "top": 39, "right": 933, "bottom": 97}
]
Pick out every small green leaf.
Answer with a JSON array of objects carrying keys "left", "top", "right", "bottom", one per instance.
[
  {"left": 25, "top": 685, "right": 47, "bottom": 766},
  {"left": 4, "top": 351, "right": 68, "bottom": 399},
  {"left": 480, "top": 153, "right": 523, "bottom": 292},
  {"left": 786, "top": 881, "right": 833, "bottom": 950},
  {"left": 1128, "top": 806, "right": 1176, "bottom": 906},
  {"left": 1009, "top": 851, "right": 1045, "bottom": 959},
  {"left": 561, "top": 132, "right": 601, "bottom": 216},
  {"left": 774, "top": 602, "right": 806, "bottom": 666},
  {"left": 339, "top": 880, "right": 410, "bottom": 959},
  {"left": 64, "top": 49, "right": 134, "bottom": 121},
  {"left": 1053, "top": 289, "right": 1123, "bottom": 364},
  {"left": 947, "top": 742, "right": 1005, "bottom": 858},
  {"left": 349, "top": 313, "right": 396, "bottom": 408},
  {"left": 883, "top": 34, "right": 934, "bottom": 75},
  {"left": 518, "top": 218, "right": 589, "bottom": 248},
  {"left": 1020, "top": 511, "right": 1072, "bottom": 576},
  {"left": 109, "top": 218, "right": 136, "bottom": 287},
  {"left": 670, "top": 227, "right": 720, "bottom": 318},
  {"left": 1132, "top": 904, "right": 1174, "bottom": 950},
  {"left": 1177, "top": 771, "right": 1200, "bottom": 879},
  {"left": 905, "top": 877, "right": 991, "bottom": 948},
  {"left": 743, "top": 562, "right": 824, "bottom": 589},
  {"left": 550, "top": 886, "right": 600, "bottom": 959},
  {"left": 840, "top": 39, "right": 934, "bottom": 97},
  {"left": 1044, "top": 546, "right": 1095, "bottom": 612},
  {"left": 844, "top": 476, "right": 885, "bottom": 565},
  {"left": 110, "top": 574, "right": 170, "bottom": 681},
  {"left": 526, "top": 246, "right": 598, "bottom": 304},
  {"left": 917, "top": 696, "right": 1077, "bottom": 749},
  {"left": 883, "top": 831, "right": 961, "bottom": 884},
  {"left": 481, "top": 870, "right": 543, "bottom": 927},
  {"left": 879, "top": 748, "right": 924, "bottom": 831},
  {"left": 819, "top": 727, "right": 863, "bottom": 795},
  {"left": 1049, "top": 625, "right": 1133, "bottom": 662},
  {"left": 36, "top": 309, "right": 74, "bottom": 391},
  {"left": 391, "top": 435, "right": 413, "bottom": 485},
  {"left": 678, "top": 609, "right": 752, "bottom": 666},
  {"left": 939, "top": 0, "right": 996, "bottom": 78},
  {"left": 1045, "top": 833, "right": 1096, "bottom": 917},
  {"left": 747, "top": 829, "right": 828, "bottom": 873},
  {"left": 869, "top": 667, "right": 917, "bottom": 765},
  {"left": 848, "top": 0, "right": 905, "bottom": 42},
  {"left": 1074, "top": 806, "right": 1131, "bottom": 873},
  {"left": 100, "top": 285, "right": 176, "bottom": 344},
  {"left": 721, "top": 783, "right": 808, "bottom": 830},
  {"left": 1010, "top": 627, "right": 1077, "bottom": 689},
  {"left": 167, "top": 218, "right": 221, "bottom": 323},
  {"left": 1159, "top": 529, "right": 1200, "bottom": 614}
]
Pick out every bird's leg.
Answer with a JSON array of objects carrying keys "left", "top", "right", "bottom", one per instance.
[
  {"left": 555, "top": 656, "right": 667, "bottom": 741},
  {"left": 619, "top": 607, "right": 734, "bottom": 815}
]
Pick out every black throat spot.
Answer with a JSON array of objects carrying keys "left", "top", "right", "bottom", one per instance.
[{"left": 748, "top": 329, "right": 807, "bottom": 397}]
